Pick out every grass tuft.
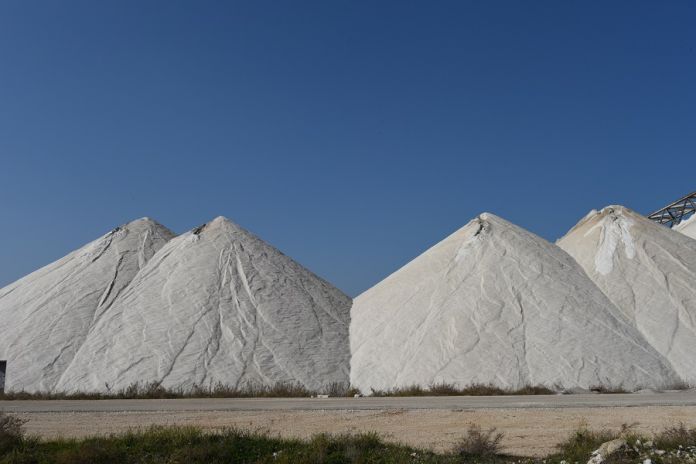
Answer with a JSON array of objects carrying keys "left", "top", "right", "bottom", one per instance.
[
  {"left": 588, "top": 384, "right": 628, "bottom": 394},
  {"left": 548, "top": 423, "right": 695, "bottom": 464},
  {"left": 454, "top": 424, "right": 505, "bottom": 458},
  {"left": 0, "top": 412, "right": 26, "bottom": 455},
  {"left": 653, "top": 423, "right": 696, "bottom": 449},
  {"left": 553, "top": 427, "right": 620, "bottom": 463},
  {"left": 661, "top": 381, "right": 695, "bottom": 391}
]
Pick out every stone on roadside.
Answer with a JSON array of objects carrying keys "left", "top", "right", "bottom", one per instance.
[{"left": 587, "top": 438, "right": 627, "bottom": 464}]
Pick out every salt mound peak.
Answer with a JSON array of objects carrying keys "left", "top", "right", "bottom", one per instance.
[
  {"left": 132, "top": 216, "right": 157, "bottom": 224},
  {"left": 351, "top": 212, "right": 678, "bottom": 392},
  {"left": 0, "top": 218, "right": 176, "bottom": 392},
  {"left": 557, "top": 205, "right": 638, "bottom": 276},
  {"left": 209, "top": 215, "right": 235, "bottom": 226},
  {"left": 194, "top": 215, "right": 237, "bottom": 231},
  {"left": 57, "top": 215, "right": 352, "bottom": 393},
  {"left": 558, "top": 205, "right": 696, "bottom": 383},
  {"left": 188, "top": 216, "right": 263, "bottom": 242}
]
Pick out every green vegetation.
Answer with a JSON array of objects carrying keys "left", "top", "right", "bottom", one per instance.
[
  {"left": 588, "top": 385, "right": 629, "bottom": 394},
  {"left": 550, "top": 423, "right": 696, "bottom": 464},
  {"left": 0, "top": 413, "right": 504, "bottom": 464},
  {"left": 552, "top": 424, "right": 638, "bottom": 463},
  {"left": 454, "top": 424, "right": 504, "bottom": 458},
  {"left": 654, "top": 423, "right": 696, "bottom": 450},
  {"left": 0, "top": 413, "right": 25, "bottom": 456},
  {"left": 2, "top": 411, "right": 696, "bottom": 464}
]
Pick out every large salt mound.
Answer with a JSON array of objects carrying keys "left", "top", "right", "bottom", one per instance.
[
  {"left": 558, "top": 206, "right": 696, "bottom": 383},
  {"left": 0, "top": 218, "right": 175, "bottom": 392},
  {"left": 673, "top": 214, "right": 696, "bottom": 240},
  {"left": 57, "top": 216, "right": 352, "bottom": 393},
  {"left": 350, "top": 213, "right": 678, "bottom": 392}
]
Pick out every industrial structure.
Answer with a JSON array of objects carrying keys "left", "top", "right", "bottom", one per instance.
[{"left": 647, "top": 192, "right": 696, "bottom": 227}]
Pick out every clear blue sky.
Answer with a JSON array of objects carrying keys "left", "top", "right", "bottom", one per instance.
[{"left": 1, "top": 1, "right": 694, "bottom": 296}]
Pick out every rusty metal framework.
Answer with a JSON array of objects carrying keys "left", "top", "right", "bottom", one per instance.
[{"left": 647, "top": 192, "right": 696, "bottom": 227}]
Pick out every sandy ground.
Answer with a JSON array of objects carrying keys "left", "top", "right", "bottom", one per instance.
[{"left": 14, "top": 406, "right": 696, "bottom": 457}]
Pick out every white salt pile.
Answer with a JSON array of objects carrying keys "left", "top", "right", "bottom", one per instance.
[
  {"left": 350, "top": 213, "right": 679, "bottom": 392},
  {"left": 0, "top": 218, "right": 174, "bottom": 391},
  {"left": 2, "top": 208, "right": 692, "bottom": 394},
  {"left": 558, "top": 206, "right": 696, "bottom": 383},
  {"left": 56, "top": 217, "right": 351, "bottom": 393}
]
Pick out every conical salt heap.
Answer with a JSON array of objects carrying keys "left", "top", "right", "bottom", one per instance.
[
  {"left": 0, "top": 218, "right": 175, "bottom": 391},
  {"left": 558, "top": 206, "right": 696, "bottom": 383},
  {"left": 351, "top": 213, "right": 678, "bottom": 392},
  {"left": 57, "top": 217, "right": 352, "bottom": 392}
]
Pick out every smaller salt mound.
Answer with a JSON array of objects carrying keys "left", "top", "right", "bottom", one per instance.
[
  {"left": 0, "top": 218, "right": 175, "bottom": 392},
  {"left": 558, "top": 206, "right": 696, "bottom": 383},
  {"left": 673, "top": 214, "right": 696, "bottom": 240},
  {"left": 57, "top": 217, "right": 352, "bottom": 393},
  {"left": 351, "top": 213, "right": 678, "bottom": 392}
]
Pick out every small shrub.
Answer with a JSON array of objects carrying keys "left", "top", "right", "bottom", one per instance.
[
  {"left": 429, "top": 382, "right": 460, "bottom": 395},
  {"left": 321, "top": 382, "right": 357, "bottom": 397},
  {"left": 661, "top": 381, "right": 694, "bottom": 391},
  {"left": 457, "top": 384, "right": 505, "bottom": 396},
  {"left": 654, "top": 423, "right": 696, "bottom": 449},
  {"left": 589, "top": 384, "right": 628, "bottom": 394},
  {"left": 0, "top": 411, "right": 26, "bottom": 455},
  {"left": 554, "top": 426, "right": 618, "bottom": 463},
  {"left": 370, "top": 384, "right": 425, "bottom": 397},
  {"left": 510, "top": 385, "right": 555, "bottom": 395},
  {"left": 260, "top": 382, "right": 313, "bottom": 398},
  {"left": 454, "top": 424, "right": 504, "bottom": 458},
  {"left": 344, "top": 387, "right": 362, "bottom": 397}
]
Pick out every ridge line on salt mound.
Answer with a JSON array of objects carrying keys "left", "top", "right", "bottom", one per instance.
[{"left": 582, "top": 207, "right": 637, "bottom": 275}]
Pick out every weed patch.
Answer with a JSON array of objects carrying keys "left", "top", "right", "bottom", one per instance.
[
  {"left": 0, "top": 412, "right": 25, "bottom": 455},
  {"left": 454, "top": 424, "right": 505, "bottom": 458}
]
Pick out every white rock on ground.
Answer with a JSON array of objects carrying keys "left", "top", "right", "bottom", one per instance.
[
  {"left": 557, "top": 205, "right": 696, "bottom": 383},
  {"left": 56, "top": 216, "right": 352, "bottom": 393},
  {"left": 0, "top": 218, "right": 175, "bottom": 392},
  {"left": 350, "top": 213, "right": 679, "bottom": 392}
]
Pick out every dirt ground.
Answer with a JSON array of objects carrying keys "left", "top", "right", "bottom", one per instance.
[{"left": 15, "top": 406, "right": 696, "bottom": 457}]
